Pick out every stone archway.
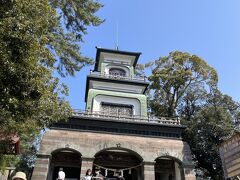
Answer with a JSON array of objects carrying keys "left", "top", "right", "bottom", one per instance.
[
  {"left": 48, "top": 148, "right": 82, "bottom": 180},
  {"left": 93, "top": 147, "right": 143, "bottom": 180},
  {"left": 155, "top": 156, "right": 184, "bottom": 180}
]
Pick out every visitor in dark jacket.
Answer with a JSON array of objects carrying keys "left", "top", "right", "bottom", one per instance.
[{"left": 92, "top": 168, "right": 105, "bottom": 180}]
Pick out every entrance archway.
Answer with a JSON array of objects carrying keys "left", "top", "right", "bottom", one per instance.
[
  {"left": 155, "top": 156, "right": 184, "bottom": 180},
  {"left": 93, "top": 148, "right": 143, "bottom": 180},
  {"left": 49, "top": 148, "right": 82, "bottom": 180}
]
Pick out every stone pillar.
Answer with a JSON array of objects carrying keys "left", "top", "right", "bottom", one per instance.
[
  {"left": 80, "top": 157, "right": 94, "bottom": 179},
  {"left": 183, "top": 165, "right": 196, "bottom": 180},
  {"left": 31, "top": 154, "right": 51, "bottom": 180},
  {"left": 143, "top": 161, "right": 155, "bottom": 180}
]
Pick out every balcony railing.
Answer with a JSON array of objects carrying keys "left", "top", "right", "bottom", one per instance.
[
  {"left": 72, "top": 110, "right": 181, "bottom": 126},
  {"left": 89, "top": 71, "right": 147, "bottom": 82}
]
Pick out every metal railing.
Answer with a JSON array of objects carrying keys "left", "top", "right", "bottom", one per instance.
[
  {"left": 73, "top": 110, "right": 181, "bottom": 125},
  {"left": 89, "top": 71, "right": 147, "bottom": 82}
]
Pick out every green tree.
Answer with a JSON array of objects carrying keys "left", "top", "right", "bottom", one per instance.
[
  {"left": 48, "top": 0, "right": 103, "bottom": 76},
  {"left": 0, "top": 0, "right": 102, "bottom": 170},
  {"left": 147, "top": 51, "right": 236, "bottom": 179},
  {"left": 184, "top": 102, "right": 234, "bottom": 179},
  {"left": 148, "top": 51, "right": 218, "bottom": 117}
]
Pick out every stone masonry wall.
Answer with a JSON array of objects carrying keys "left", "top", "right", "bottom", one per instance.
[{"left": 32, "top": 129, "right": 196, "bottom": 180}]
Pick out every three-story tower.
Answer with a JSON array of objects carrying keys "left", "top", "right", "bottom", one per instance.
[
  {"left": 86, "top": 47, "right": 148, "bottom": 118},
  {"left": 32, "top": 47, "right": 196, "bottom": 180}
]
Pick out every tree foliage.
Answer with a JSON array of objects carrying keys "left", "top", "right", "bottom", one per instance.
[
  {"left": 147, "top": 51, "right": 238, "bottom": 179},
  {"left": 184, "top": 96, "right": 234, "bottom": 179},
  {"left": 0, "top": 0, "right": 102, "bottom": 170},
  {"left": 48, "top": 0, "right": 103, "bottom": 76},
  {"left": 148, "top": 51, "right": 218, "bottom": 117}
]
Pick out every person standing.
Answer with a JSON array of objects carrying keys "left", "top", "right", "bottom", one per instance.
[
  {"left": 92, "top": 168, "right": 105, "bottom": 180},
  {"left": 12, "top": 172, "right": 27, "bottom": 180},
  {"left": 115, "top": 171, "right": 125, "bottom": 180},
  {"left": 57, "top": 168, "right": 65, "bottom": 180},
  {"left": 83, "top": 169, "right": 92, "bottom": 180}
]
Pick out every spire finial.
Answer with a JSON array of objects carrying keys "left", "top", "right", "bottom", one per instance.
[{"left": 115, "top": 21, "right": 119, "bottom": 50}]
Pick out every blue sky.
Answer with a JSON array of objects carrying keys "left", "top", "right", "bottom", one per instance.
[{"left": 60, "top": 0, "right": 240, "bottom": 110}]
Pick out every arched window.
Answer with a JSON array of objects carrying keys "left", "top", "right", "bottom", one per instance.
[{"left": 109, "top": 68, "right": 126, "bottom": 77}]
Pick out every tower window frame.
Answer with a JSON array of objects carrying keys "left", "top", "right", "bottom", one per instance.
[
  {"left": 100, "top": 102, "right": 134, "bottom": 116},
  {"left": 109, "top": 68, "right": 127, "bottom": 77}
]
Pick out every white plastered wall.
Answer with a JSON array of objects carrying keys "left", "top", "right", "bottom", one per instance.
[{"left": 92, "top": 95, "right": 141, "bottom": 115}]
